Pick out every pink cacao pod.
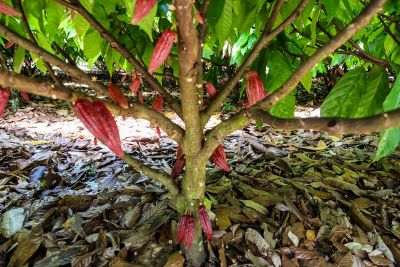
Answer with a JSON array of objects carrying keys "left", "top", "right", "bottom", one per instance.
[
  {"left": 20, "top": 92, "right": 30, "bottom": 101},
  {"left": 0, "top": 88, "right": 10, "bottom": 117},
  {"left": 129, "top": 77, "right": 142, "bottom": 95},
  {"left": 0, "top": 1, "right": 21, "bottom": 16},
  {"left": 171, "top": 146, "right": 185, "bottom": 179},
  {"left": 131, "top": 0, "right": 157, "bottom": 24},
  {"left": 74, "top": 99, "right": 124, "bottom": 157},
  {"left": 199, "top": 205, "right": 212, "bottom": 240},
  {"left": 244, "top": 71, "right": 267, "bottom": 108},
  {"left": 108, "top": 84, "right": 129, "bottom": 109},
  {"left": 205, "top": 82, "right": 217, "bottom": 97},
  {"left": 212, "top": 144, "right": 231, "bottom": 172},
  {"left": 148, "top": 29, "right": 175, "bottom": 74}
]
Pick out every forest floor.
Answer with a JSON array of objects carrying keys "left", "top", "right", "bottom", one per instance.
[{"left": 0, "top": 95, "right": 399, "bottom": 267}]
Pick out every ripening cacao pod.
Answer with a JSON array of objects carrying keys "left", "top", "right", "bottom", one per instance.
[
  {"left": 137, "top": 91, "right": 145, "bottom": 104},
  {"left": 0, "top": 88, "right": 10, "bottom": 117},
  {"left": 177, "top": 214, "right": 188, "bottom": 245},
  {"left": 0, "top": 1, "right": 21, "bottom": 16},
  {"left": 20, "top": 92, "right": 30, "bottom": 101},
  {"left": 4, "top": 41, "right": 14, "bottom": 48},
  {"left": 74, "top": 99, "right": 124, "bottom": 157},
  {"left": 195, "top": 11, "right": 204, "bottom": 24},
  {"left": 212, "top": 144, "right": 231, "bottom": 172},
  {"left": 184, "top": 215, "right": 195, "bottom": 250},
  {"left": 151, "top": 96, "right": 163, "bottom": 113},
  {"left": 171, "top": 146, "right": 185, "bottom": 179},
  {"left": 131, "top": 0, "right": 157, "bottom": 24},
  {"left": 148, "top": 30, "right": 175, "bottom": 74},
  {"left": 129, "top": 77, "right": 141, "bottom": 95},
  {"left": 108, "top": 84, "right": 129, "bottom": 109},
  {"left": 199, "top": 205, "right": 212, "bottom": 240},
  {"left": 244, "top": 71, "right": 267, "bottom": 108},
  {"left": 205, "top": 82, "right": 217, "bottom": 97}
]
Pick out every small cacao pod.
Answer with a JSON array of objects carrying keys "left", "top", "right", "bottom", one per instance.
[
  {"left": 0, "top": 1, "right": 21, "bottom": 16},
  {"left": 205, "top": 82, "right": 217, "bottom": 97},
  {"left": 195, "top": 11, "right": 204, "bottom": 24},
  {"left": 148, "top": 29, "right": 175, "bottom": 74},
  {"left": 129, "top": 77, "right": 141, "bottom": 95},
  {"left": 151, "top": 96, "right": 164, "bottom": 113},
  {"left": 244, "top": 71, "right": 267, "bottom": 108},
  {"left": 171, "top": 146, "right": 185, "bottom": 179},
  {"left": 212, "top": 144, "right": 231, "bottom": 172},
  {"left": 0, "top": 88, "right": 10, "bottom": 117},
  {"left": 20, "top": 92, "right": 30, "bottom": 101},
  {"left": 108, "top": 84, "right": 129, "bottom": 109},
  {"left": 199, "top": 205, "right": 212, "bottom": 240},
  {"left": 184, "top": 215, "right": 195, "bottom": 250},
  {"left": 177, "top": 214, "right": 188, "bottom": 245},
  {"left": 131, "top": 0, "right": 157, "bottom": 24},
  {"left": 4, "top": 41, "right": 14, "bottom": 48},
  {"left": 137, "top": 91, "right": 145, "bottom": 104},
  {"left": 74, "top": 99, "right": 124, "bottom": 157}
]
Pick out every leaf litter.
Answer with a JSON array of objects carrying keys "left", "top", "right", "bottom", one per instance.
[{"left": 0, "top": 101, "right": 399, "bottom": 266}]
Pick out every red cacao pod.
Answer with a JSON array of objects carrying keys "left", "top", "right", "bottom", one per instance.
[
  {"left": 0, "top": 88, "right": 10, "bottom": 117},
  {"left": 171, "top": 146, "right": 185, "bottom": 179},
  {"left": 129, "top": 77, "right": 141, "bottom": 95},
  {"left": 212, "top": 144, "right": 231, "bottom": 172},
  {"left": 74, "top": 99, "right": 124, "bottom": 157},
  {"left": 4, "top": 41, "right": 14, "bottom": 48},
  {"left": 151, "top": 96, "right": 164, "bottom": 113},
  {"left": 199, "top": 205, "right": 212, "bottom": 240},
  {"left": 184, "top": 215, "right": 195, "bottom": 250},
  {"left": 131, "top": 0, "right": 157, "bottom": 24},
  {"left": 0, "top": 1, "right": 21, "bottom": 16},
  {"left": 148, "top": 30, "right": 175, "bottom": 74},
  {"left": 205, "top": 83, "right": 217, "bottom": 97},
  {"left": 108, "top": 84, "right": 129, "bottom": 109},
  {"left": 244, "top": 71, "right": 267, "bottom": 108},
  {"left": 20, "top": 92, "right": 30, "bottom": 101},
  {"left": 195, "top": 11, "right": 204, "bottom": 24},
  {"left": 137, "top": 91, "right": 145, "bottom": 104},
  {"left": 177, "top": 214, "right": 188, "bottom": 245}
]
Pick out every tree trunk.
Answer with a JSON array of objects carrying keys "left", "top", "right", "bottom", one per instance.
[{"left": 184, "top": 222, "right": 207, "bottom": 266}]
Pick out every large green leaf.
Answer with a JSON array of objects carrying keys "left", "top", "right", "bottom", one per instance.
[
  {"left": 375, "top": 76, "right": 400, "bottom": 160},
  {"left": 320, "top": 67, "right": 367, "bottom": 118},
  {"left": 83, "top": 30, "right": 103, "bottom": 68},
  {"left": 354, "top": 66, "right": 389, "bottom": 117},
  {"left": 216, "top": 0, "right": 232, "bottom": 44},
  {"left": 270, "top": 91, "right": 296, "bottom": 119}
]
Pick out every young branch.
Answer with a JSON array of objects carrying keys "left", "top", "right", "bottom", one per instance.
[
  {"left": 200, "top": 0, "right": 387, "bottom": 161},
  {"left": 175, "top": 0, "right": 203, "bottom": 156},
  {"left": 0, "top": 23, "right": 107, "bottom": 95},
  {"left": 54, "top": 0, "right": 183, "bottom": 116},
  {"left": 378, "top": 15, "right": 400, "bottom": 47},
  {"left": 52, "top": 42, "right": 76, "bottom": 66},
  {"left": 15, "top": 0, "right": 61, "bottom": 85},
  {"left": 249, "top": 108, "right": 400, "bottom": 136},
  {"left": 0, "top": 68, "right": 184, "bottom": 144},
  {"left": 201, "top": 0, "right": 308, "bottom": 126}
]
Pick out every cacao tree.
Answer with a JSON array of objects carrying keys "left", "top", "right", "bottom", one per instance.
[{"left": 0, "top": 0, "right": 400, "bottom": 265}]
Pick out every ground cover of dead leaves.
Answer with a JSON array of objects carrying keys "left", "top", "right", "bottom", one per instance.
[{"left": 0, "top": 102, "right": 399, "bottom": 267}]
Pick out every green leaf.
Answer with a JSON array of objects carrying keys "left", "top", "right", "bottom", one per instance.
[
  {"left": 13, "top": 46, "right": 25, "bottom": 73},
  {"left": 375, "top": 76, "right": 400, "bottom": 160},
  {"left": 270, "top": 92, "right": 296, "bottom": 119},
  {"left": 45, "top": 1, "right": 65, "bottom": 42},
  {"left": 216, "top": 0, "right": 232, "bottom": 44},
  {"left": 263, "top": 51, "right": 295, "bottom": 92},
  {"left": 73, "top": 14, "right": 91, "bottom": 39},
  {"left": 301, "top": 71, "right": 312, "bottom": 93},
  {"left": 241, "top": 200, "right": 267, "bottom": 215},
  {"left": 83, "top": 30, "right": 103, "bottom": 68},
  {"left": 320, "top": 67, "right": 367, "bottom": 118},
  {"left": 354, "top": 66, "right": 389, "bottom": 118},
  {"left": 208, "top": 0, "right": 225, "bottom": 27}
]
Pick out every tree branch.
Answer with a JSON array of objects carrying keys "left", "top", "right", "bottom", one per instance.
[
  {"left": 201, "top": 0, "right": 308, "bottom": 126},
  {"left": 15, "top": 0, "right": 61, "bottom": 85},
  {"left": 249, "top": 108, "right": 400, "bottom": 136},
  {"left": 54, "top": 0, "right": 183, "bottom": 117},
  {"left": 52, "top": 42, "right": 76, "bottom": 66},
  {"left": 0, "top": 68, "right": 184, "bottom": 144},
  {"left": 378, "top": 15, "right": 400, "bottom": 47},
  {"left": 0, "top": 23, "right": 107, "bottom": 95},
  {"left": 175, "top": 0, "right": 203, "bottom": 155},
  {"left": 199, "top": 0, "right": 387, "bottom": 161}
]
